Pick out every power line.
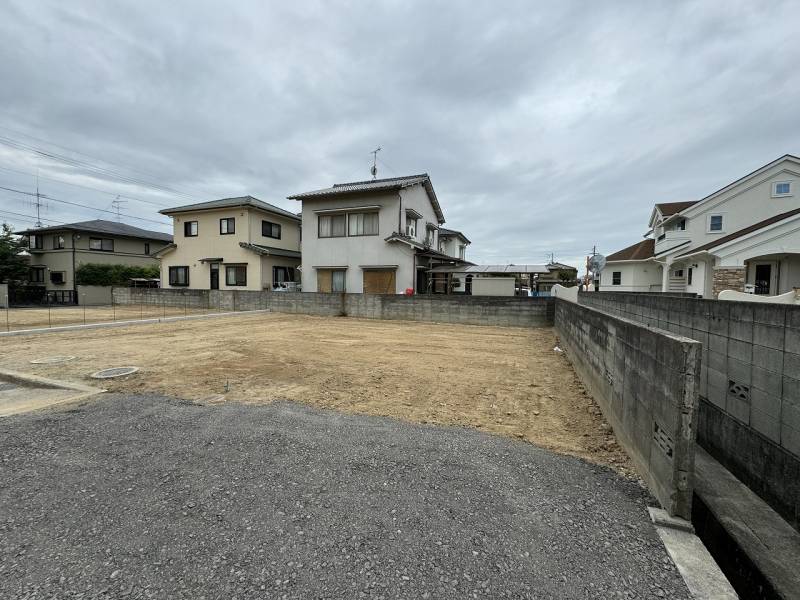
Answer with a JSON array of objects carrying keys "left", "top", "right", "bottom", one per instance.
[
  {"left": 0, "top": 163, "right": 176, "bottom": 208},
  {"left": 0, "top": 184, "right": 171, "bottom": 226},
  {"left": 0, "top": 207, "right": 65, "bottom": 225},
  {"left": 0, "top": 122, "right": 209, "bottom": 198},
  {"left": 0, "top": 131, "right": 205, "bottom": 201}
]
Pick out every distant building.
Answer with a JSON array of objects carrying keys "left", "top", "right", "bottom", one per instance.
[
  {"left": 536, "top": 262, "right": 579, "bottom": 293},
  {"left": 603, "top": 154, "right": 800, "bottom": 297},
  {"left": 16, "top": 219, "right": 172, "bottom": 301},
  {"left": 157, "top": 196, "right": 301, "bottom": 291},
  {"left": 437, "top": 228, "right": 470, "bottom": 261},
  {"left": 289, "top": 174, "right": 471, "bottom": 294}
]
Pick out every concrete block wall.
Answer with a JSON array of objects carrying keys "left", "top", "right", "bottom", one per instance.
[
  {"left": 579, "top": 291, "right": 800, "bottom": 529},
  {"left": 554, "top": 298, "right": 701, "bottom": 519},
  {"left": 111, "top": 288, "right": 554, "bottom": 328}
]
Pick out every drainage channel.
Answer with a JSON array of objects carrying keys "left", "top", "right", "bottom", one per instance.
[{"left": 692, "top": 493, "right": 779, "bottom": 599}]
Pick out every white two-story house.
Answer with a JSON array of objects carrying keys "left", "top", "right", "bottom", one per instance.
[
  {"left": 437, "top": 228, "right": 470, "bottom": 261},
  {"left": 289, "top": 174, "right": 470, "bottom": 293},
  {"left": 157, "top": 196, "right": 301, "bottom": 291},
  {"left": 603, "top": 154, "right": 800, "bottom": 297}
]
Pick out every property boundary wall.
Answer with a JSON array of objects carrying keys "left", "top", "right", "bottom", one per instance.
[
  {"left": 578, "top": 291, "right": 800, "bottom": 530},
  {"left": 111, "top": 288, "right": 555, "bottom": 328},
  {"left": 554, "top": 298, "right": 701, "bottom": 519}
]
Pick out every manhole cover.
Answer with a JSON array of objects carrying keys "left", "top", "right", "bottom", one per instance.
[
  {"left": 0, "top": 382, "right": 18, "bottom": 391},
  {"left": 90, "top": 367, "right": 140, "bottom": 379},
  {"left": 30, "top": 356, "right": 77, "bottom": 365}
]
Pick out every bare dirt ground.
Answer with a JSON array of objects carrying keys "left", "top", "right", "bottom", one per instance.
[
  {"left": 1, "top": 304, "right": 212, "bottom": 331},
  {"left": 0, "top": 313, "right": 634, "bottom": 474}
]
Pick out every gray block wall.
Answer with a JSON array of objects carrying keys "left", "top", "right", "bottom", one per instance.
[
  {"left": 111, "top": 288, "right": 554, "bottom": 328},
  {"left": 554, "top": 299, "right": 701, "bottom": 519},
  {"left": 579, "top": 291, "right": 800, "bottom": 529}
]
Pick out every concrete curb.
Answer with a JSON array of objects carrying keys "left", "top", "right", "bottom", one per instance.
[
  {"left": 648, "top": 507, "right": 738, "bottom": 599},
  {"left": 0, "top": 368, "right": 106, "bottom": 418},
  {"left": 0, "top": 309, "right": 272, "bottom": 337}
]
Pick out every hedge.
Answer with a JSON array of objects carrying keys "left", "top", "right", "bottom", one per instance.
[{"left": 75, "top": 263, "right": 160, "bottom": 286}]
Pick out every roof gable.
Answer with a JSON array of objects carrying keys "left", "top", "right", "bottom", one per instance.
[
  {"left": 16, "top": 219, "right": 172, "bottom": 242},
  {"left": 606, "top": 238, "right": 655, "bottom": 262},
  {"left": 160, "top": 196, "right": 301, "bottom": 221},
  {"left": 289, "top": 174, "right": 445, "bottom": 224}
]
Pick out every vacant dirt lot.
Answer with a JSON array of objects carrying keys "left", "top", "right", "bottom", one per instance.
[
  {"left": 2, "top": 304, "right": 211, "bottom": 331},
  {"left": 0, "top": 313, "right": 632, "bottom": 473}
]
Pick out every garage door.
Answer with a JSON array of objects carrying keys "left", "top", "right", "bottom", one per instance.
[{"left": 363, "top": 269, "right": 396, "bottom": 294}]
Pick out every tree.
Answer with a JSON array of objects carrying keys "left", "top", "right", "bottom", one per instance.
[{"left": 0, "top": 222, "right": 29, "bottom": 284}]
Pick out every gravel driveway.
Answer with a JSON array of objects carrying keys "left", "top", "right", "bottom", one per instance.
[{"left": 0, "top": 394, "right": 690, "bottom": 599}]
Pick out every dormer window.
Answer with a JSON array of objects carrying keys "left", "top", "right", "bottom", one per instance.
[
  {"left": 772, "top": 181, "right": 792, "bottom": 197},
  {"left": 675, "top": 219, "right": 686, "bottom": 231}
]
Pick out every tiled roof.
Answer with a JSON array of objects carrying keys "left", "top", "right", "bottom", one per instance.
[
  {"left": 239, "top": 242, "right": 301, "bottom": 259},
  {"left": 289, "top": 174, "right": 445, "bottom": 224},
  {"left": 160, "top": 196, "right": 301, "bottom": 221},
  {"left": 656, "top": 201, "right": 699, "bottom": 217},
  {"left": 677, "top": 207, "right": 800, "bottom": 257},
  {"left": 438, "top": 227, "right": 471, "bottom": 244},
  {"left": 16, "top": 219, "right": 172, "bottom": 242},
  {"left": 606, "top": 238, "right": 655, "bottom": 261}
]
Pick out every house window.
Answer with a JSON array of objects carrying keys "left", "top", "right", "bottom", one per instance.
[
  {"left": 168, "top": 266, "right": 190, "bottom": 286},
  {"left": 425, "top": 225, "right": 435, "bottom": 246},
  {"left": 220, "top": 218, "right": 235, "bottom": 235},
  {"left": 317, "top": 269, "right": 346, "bottom": 292},
  {"left": 273, "top": 266, "right": 295, "bottom": 288},
  {"left": 29, "top": 267, "right": 45, "bottom": 283},
  {"left": 674, "top": 269, "right": 684, "bottom": 278},
  {"left": 262, "top": 220, "right": 281, "bottom": 239},
  {"left": 318, "top": 214, "right": 347, "bottom": 238},
  {"left": 406, "top": 218, "right": 417, "bottom": 237},
  {"left": 772, "top": 181, "right": 792, "bottom": 197},
  {"left": 348, "top": 212, "right": 379, "bottom": 236},
  {"left": 184, "top": 221, "right": 198, "bottom": 237},
  {"left": 29, "top": 235, "right": 43, "bottom": 249},
  {"left": 708, "top": 215, "right": 724, "bottom": 232},
  {"left": 332, "top": 270, "right": 346, "bottom": 292},
  {"left": 89, "top": 237, "right": 114, "bottom": 251},
  {"left": 458, "top": 245, "right": 466, "bottom": 259},
  {"left": 144, "top": 242, "right": 150, "bottom": 255},
  {"left": 688, "top": 268, "right": 693, "bottom": 285},
  {"left": 225, "top": 265, "right": 247, "bottom": 286},
  {"left": 612, "top": 271, "right": 621, "bottom": 285},
  {"left": 53, "top": 235, "right": 65, "bottom": 249},
  {"left": 50, "top": 271, "right": 66, "bottom": 285},
  {"left": 676, "top": 219, "right": 686, "bottom": 231}
]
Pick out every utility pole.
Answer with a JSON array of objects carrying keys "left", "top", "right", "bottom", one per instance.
[
  {"left": 34, "top": 172, "right": 43, "bottom": 228},
  {"left": 370, "top": 147, "right": 381, "bottom": 180}
]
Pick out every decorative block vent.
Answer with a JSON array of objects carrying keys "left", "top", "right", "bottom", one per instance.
[
  {"left": 727, "top": 380, "right": 750, "bottom": 402},
  {"left": 653, "top": 421, "right": 674, "bottom": 459},
  {"left": 605, "top": 369, "right": 613, "bottom": 385}
]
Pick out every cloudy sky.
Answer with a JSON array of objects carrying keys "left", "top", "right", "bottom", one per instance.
[{"left": 0, "top": 0, "right": 798, "bottom": 270}]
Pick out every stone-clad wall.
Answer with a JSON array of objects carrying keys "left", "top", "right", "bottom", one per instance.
[
  {"left": 712, "top": 267, "right": 746, "bottom": 297},
  {"left": 554, "top": 298, "right": 701, "bottom": 519},
  {"left": 578, "top": 291, "right": 800, "bottom": 529},
  {"left": 111, "top": 288, "right": 555, "bottom": 328}
]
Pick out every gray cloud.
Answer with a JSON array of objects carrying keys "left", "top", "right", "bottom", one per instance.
[{"left": 0, "top": 0, "right": 798, "bottom": 270}]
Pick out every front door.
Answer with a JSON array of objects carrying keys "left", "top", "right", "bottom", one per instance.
[
  {"left": 754, "top": 263, "right": 772, "bottom": 295},
  {"left": 210, "top": 263, "right": 219, "bottom": 290}
]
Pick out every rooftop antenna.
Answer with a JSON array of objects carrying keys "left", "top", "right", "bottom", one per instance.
[
  {"left": 110, "top": 195, "right": 127, "bottom": 222},
  {"left": 370, "top": 147, "right": 381, "bottom": 180}
]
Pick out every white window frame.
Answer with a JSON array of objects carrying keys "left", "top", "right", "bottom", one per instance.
[
  {"left": 772, "top": 181, "right": 793, "bottom": 198},
  {"left": 707, "top": 213, "right": 725, "bottom": 233}
]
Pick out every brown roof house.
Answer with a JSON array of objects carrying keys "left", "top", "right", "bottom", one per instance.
[{"left": 602, "top": 154, "right": 800, "bottom": 297}]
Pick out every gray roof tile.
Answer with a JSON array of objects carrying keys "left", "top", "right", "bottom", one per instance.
[
  {"left": 16, "top": 219, "right": 172, "bottom": 242},
  {"left": 160, "top": 196, "right": 301, "bottom": 221}
]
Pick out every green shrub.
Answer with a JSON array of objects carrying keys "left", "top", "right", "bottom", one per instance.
[{"left": 75, "top": 263, "right": 160, "bottom": 286}]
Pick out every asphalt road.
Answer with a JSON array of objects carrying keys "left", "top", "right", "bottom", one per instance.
[{"left": 0, "top": 394, "right": 691, "bottom": 599}]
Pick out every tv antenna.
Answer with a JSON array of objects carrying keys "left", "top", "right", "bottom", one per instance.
[{"left": 370, "top": 147, "right": 381, "bottom": 179}]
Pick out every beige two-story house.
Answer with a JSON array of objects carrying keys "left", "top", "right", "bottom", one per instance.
[
  {"left": 157, "top": 196, "right": 301, "bottom": 291},
  {"left": 17, "top": 219, "right": 172, "bottom": 302}
]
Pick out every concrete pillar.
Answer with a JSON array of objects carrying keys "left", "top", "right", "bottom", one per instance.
[{"left": 712, "top": 267, "right": 745, "bottom": 297}]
